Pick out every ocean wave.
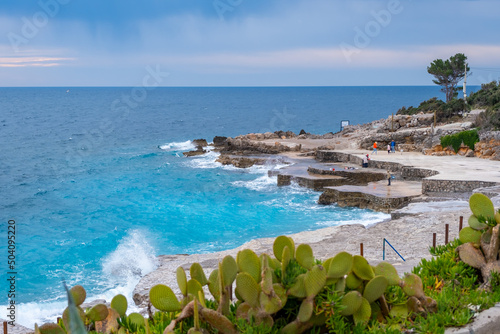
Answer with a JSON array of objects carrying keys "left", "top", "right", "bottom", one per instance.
[
  {"left": 231, "top": 175, "right": 277, "bottom": 192},
  {"left": 101, "top": 229, "right": 158, "bottom": 282},
  {"left": 159, "top": 140, "right": 195, "bottom": 151},
  {"left": 11, "top": 229, "right": 158, "bottom": 329},
  {"left": 315, "top": 210, "right": 390, "bottom": 228}
]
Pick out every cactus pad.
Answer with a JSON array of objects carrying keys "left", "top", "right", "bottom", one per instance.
[
  {"left": 149, "top": 284, "right": 181, "bottom": 312},
  {"left": 401, "top": 273, "right": 424, "bottom": 299},
  {"left": 208, "top": 269, "right": 220, "bottom": 302},
  {"left": 236, "top": 302, "right": 251, "bottom": 320},
  {"left": 335, "top": 276, "right": 346, "bottom": 292},
  {"left": 374, "top": 262, "right": 401, "bottom": 286},
  {"left": 346, "top": 272, "right": 363, "bottom": 290},
  {"left": 322, "top": 257, "right": 333, "bottom": 273},
  {"left": 86, "top": 304, "right": 109, "bottom": 322},
  {"left": 39, "top": 323, "right": 65, "bottom": 334},
  {"left": 456, "top": 242, "right": 486, "bottom": 269},
  {"left": 470, "top": 193, "right": 495, "bottom": 220},
  {"left": 327, "top": 252, "right": 353, "bottom": 278},
  {"left": 69, "top": 285, "right": 86, "bottom": 306},
  {"left": 220, "top": 255, "right": 238, "bottom": 288},
  {"left": 340, "top": 290, "right": 363, "bottom": 316},
  {"left": 110, "top": 294, "right": 128, "bottom": 317},
  {"left": 259, "top": 291, "right": 283, "bottom": 315},
  {"left": 298, "top": 299, "right": 314, "bottom": 322},
  {"left": 352, "top": 255, "right": 375, "bottom": 281},
  {"left": 363, "top": 276, "right": 388, "bottom": 303},
  {"left": 389, "top": 304, "right": 408, "bottom": 318},
  {"left": 459, "top": 226, "right": 482, "bottom": 244},
  {"left": 273, "top": 283, "right": 288, "bottom": 307},
  {"left": 288, "top": 273, "right": 307, "bottom": 298},
  {"left": 190, "top": 263, "right": 208, "bottom": 286},
  {"left": 468, "top": 215, "right": 488, "bottom": 231},
  {"left": 273, "top": 236, "right": 295, "bottom": 261},
  {"left": 237, "top": 249, "right": 261, "bottom": 283},
  {"left": 187, "top": 279, "right": 204, "bottom": 302},
  {"left": 261, "top": 254, "right": 277, "bottom": 270},
  {"left": 236, "top": 272, "right": 260, "bottom": 308},
  {"left": 304, "top": 265, "right": 327, "bottom": 297},
  {"left": 281, "top": 246, "right": 291, "bottom": 279},
  {"left": 296, "top": 244, "right": 314, "bottom": 270},
  {"left": 128, "top": 313, "right": 145, "bottom": 328},
  {"left": 176, "top": 267, "right": 188, "bottom": 297},
  {"left": 353, "top": 297, "right": 371, "bottom": 325},
  {"left": 62, "top": 306, "right": 85, "bottom": 332}
]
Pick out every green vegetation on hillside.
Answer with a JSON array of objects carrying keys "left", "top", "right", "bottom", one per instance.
[
  {"left": 397, "top": 81, "right": 500, "bottom": 127},
  {"left": 469, "top": 81, "right": 500, "bottom": 130},
  {"left": 397, "top": 97, "right": 466, "bottom": 123}
]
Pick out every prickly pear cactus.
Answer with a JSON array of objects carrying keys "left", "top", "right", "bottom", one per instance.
[
  {"left": 457, "top": 193, "right": 500, "bottom": 290},
  {"left": 110, "top": 294, "right": 128, "bottom": 317},
  {"left": 135, "top": 236, "right": 437, "bottom": 334}
]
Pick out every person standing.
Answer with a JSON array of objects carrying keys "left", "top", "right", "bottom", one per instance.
[
  {"left": 372, "top": 141, "right": 378, "bottom": 154},
  {"left": 362, "top": 154, "right": 369, "bottom": 168},
  {"left": 390, "top": 140, "right": 396, "bottom": 153},
  {"left": 387, "top": 144, "right": 391, "bottom": 154},
  {"left": 387, "top": 170, "right": 392, "bottom": 186}
]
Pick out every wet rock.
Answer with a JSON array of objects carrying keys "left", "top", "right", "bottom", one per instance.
[
  {"left": 183, "top": 146, "right": 206, "bottom": 157},
  {"left": 216, "top": 155, "right": 265, "bottom": 168},
  {"left": 213, "top": 136, "right": 227, "bottom": 147},
  {"left": 192, "top": 139, "right": 208, "bottom": 147}
]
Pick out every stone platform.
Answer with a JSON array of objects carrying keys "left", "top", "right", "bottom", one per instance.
[{"left": 319, "top": 180, "right": 422, "bottom": 213}]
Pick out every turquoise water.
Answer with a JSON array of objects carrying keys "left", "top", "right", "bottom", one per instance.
[{"left": 0, "top": 86, "right": 472, "bottom": 326}]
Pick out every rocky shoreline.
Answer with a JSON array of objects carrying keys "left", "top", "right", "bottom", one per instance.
[{"left": 11, "top": 112, "right": 500, "bottom": 333}]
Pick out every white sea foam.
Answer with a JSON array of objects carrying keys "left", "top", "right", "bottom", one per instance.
[
  {"left": 315, "top": 210, "right": 390, "bottom": 228},
  {"left": 13, "top": 229, "right": 158, "bottom": 328},
  {"left": 182, "top": 150, "right": 221, "bottom": 169},
  {"left": 159, "top": 140, "right": 195, "bottom": 151},
  {"left": 232, "top": 175, "right": 277, "bottom": 192}
]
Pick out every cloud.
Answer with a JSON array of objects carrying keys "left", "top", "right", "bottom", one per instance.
[
  {"left": 146, "top": 44, "right": 500, "bottom": 72},
  {"left": 0, "top": 56, "right": 74, "bottom": 67}
]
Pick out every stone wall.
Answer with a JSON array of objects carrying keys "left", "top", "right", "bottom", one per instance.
[
  {"left": 307, "top": 167, "right": 386, "bottom": 184},
  {"left": 277, "top": 174, "right": 346, "bottom": 191},
  {"left": 318, "top": 188, "right": 416, "bottom": 213},
  {"left": 422, "top": 179, "right": 499, "bottom": 194},
  {"left": 402, "top": 167, "right": 439, "bottom": 181},
  {"left": 223, "top": 137, "right": 300, "bottom": 154},
  {"left": 315, "top": 150, "right": 357, "bottom": 163},
  {"left": 315, "top": 151, "right": 405, "bottom": 173}
]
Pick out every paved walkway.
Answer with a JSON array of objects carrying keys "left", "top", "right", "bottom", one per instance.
[
  {"left": 330, "top": 180, "right": 422, "bottom": 199},
  {"left": 333, "top": 149, "right": 500, "bottom": 182}
]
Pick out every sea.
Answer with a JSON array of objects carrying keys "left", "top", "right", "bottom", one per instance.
[{"left": 0, "top": 86, "right": 476, "bottom": 327}]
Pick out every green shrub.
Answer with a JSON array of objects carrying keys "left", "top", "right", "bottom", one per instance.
[
  {"left": 440, "top": 129, "right": 479, "bottom": 152},
  {"left": 397, "top": 97, "right": 445, "bottom": 115}
]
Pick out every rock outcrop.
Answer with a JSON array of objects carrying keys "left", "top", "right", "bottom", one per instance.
[
  {"left": 183, "top": 147, "right": 206, "bottom": 157},
  {"left": 212, "top": 136, "right": 227, "bottom": 147},
  {"left": 223, "top": 137, "right": 300, "bottom": 154},
  {"left": 216, "top": 155, "right": 266, "bottom": 168}
]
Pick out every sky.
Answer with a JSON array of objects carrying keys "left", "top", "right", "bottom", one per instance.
[{"left": 0, "top": 0, "right": 499, "bottom": 87}]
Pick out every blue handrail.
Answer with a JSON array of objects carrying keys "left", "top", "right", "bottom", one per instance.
[{"left": 383, "top": 238, "right": 406, "bottom": 261}]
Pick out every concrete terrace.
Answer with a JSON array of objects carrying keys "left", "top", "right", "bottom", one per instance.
[{"left": 269, "top": 147, "right": 500, "bottom": 212}]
